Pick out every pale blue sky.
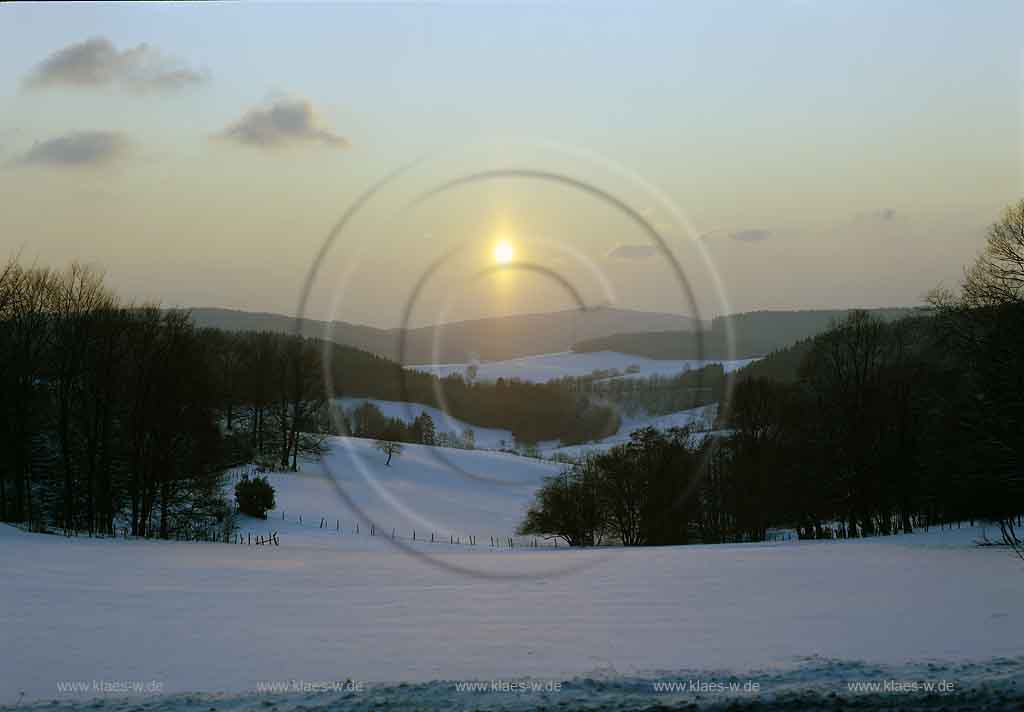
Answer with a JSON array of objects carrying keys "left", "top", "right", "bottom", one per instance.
[{"left": 0, "top": 2, "right": 1020, "bottom": 326}]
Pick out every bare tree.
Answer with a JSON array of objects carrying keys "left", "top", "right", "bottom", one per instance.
[
  {"left": 960, "top": 199, "right": 1024, "bottom": 308},
  {"left": 374, "top": 437, "right": 403, "bottom": 467},
  {"left": 1, "top": 263, "right": 57, "bottom": 526},
  {"left": 270, "top": 335, "right": 326, "bottom": 471},
  {"left": 51, "top": 262, "right": 115, "bottom": 532},
  {"left": 929, "top": 199, "right": 1024, "bottom": 553}
]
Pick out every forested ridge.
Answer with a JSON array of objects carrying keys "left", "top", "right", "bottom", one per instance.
[{"left": 572, "top": 307, "right": 919, "bottom": 360}]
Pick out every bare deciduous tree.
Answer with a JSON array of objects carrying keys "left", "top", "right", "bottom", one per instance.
[{"left": 374, "top": 437, "right": 403, "bottom": 467}]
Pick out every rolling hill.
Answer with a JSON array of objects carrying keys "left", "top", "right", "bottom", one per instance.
[
  {"left": 186, "top": 306, "right": 698, "bottom": 364},
  {"left": 573, "top": 308, "right": 926, "bottom": 360}
]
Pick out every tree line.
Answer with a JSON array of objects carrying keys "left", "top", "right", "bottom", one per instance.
[
  {"left": 558, "top": 364, "right": 726, "bottom": 418},
  {"left": 572, "top": 307, "right": 914, "bottom": 360},
  {"left": 520, "top": 200, "right": 1024, "bottom": 548},
  {"left": 0, "top": 261, "right": 328, "bottom": 536},
  {"left": 341, "top": 401, "right": 483, "bottom": 450},
  {"left": 0, "top": 258, "right": 623, "bottom": 536},
  {"left": 274, "top": 331, "right": 621, "bottom": 446}
]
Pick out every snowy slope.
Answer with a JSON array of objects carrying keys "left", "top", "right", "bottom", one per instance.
[
  {"left": 335, "top": 398, "right": 515, "bottom": 450},
  {"left": 408, "top": 350, "right": 757, "bottom": 383},
  {"left": 338, "top": 397, "right": 719, "bottom": 459},
  {"left": 253, "top": 436, "right": 558, "bottom": 541},
  {"left": 3, "top": 517, "right": 1023, "bottom": 706},
  {"left": 540, "top": 403, "right": 719, "bottom": 458}
]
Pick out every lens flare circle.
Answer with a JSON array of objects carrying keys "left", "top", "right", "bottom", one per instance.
[{"left": 297, "top": 138, "right": 736, "bottom": 580}]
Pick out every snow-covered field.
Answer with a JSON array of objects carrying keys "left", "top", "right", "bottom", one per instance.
[
  {"left": 335, "top": 398, "right": 516, "bottom": 450},
  {"left": 408, "top": 350, "right": 757, "bottom": 383},
  {"left": 262, "top": 436, "right": 558, "bottom": 540},
  {"left": 540, "top": 403, "right": 719, "bottom": 459},
  {"left": 3, "top": 437, "right": 1023, "bottom": 710},
  {"left": 337, "top": 397, "right": 718, "bottom": 458}
]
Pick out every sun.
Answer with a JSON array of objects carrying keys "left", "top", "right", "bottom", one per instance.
[{"left": 493, "top": 240, "right": 515, "bottom": 265}]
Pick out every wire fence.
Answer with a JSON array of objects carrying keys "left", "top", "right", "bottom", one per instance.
[
  {"left": 227, "top": 464, "right": 566, "bottom": 550},
  {"left": 264, "top": 508, "right": 564, "bottom": 550}
]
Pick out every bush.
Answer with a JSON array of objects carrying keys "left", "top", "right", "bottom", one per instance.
[
  {"left": 518, "top": 455, "right": 606, "bottom": 547},
  {"left": 235, "top": 475, "right": 276, "bottom": 519}
]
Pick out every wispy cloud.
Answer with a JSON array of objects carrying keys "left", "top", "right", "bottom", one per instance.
[
  {"left": 730, "top": 229, "right": 771, "bottom": 242},
  {"left": 17, "top": 131, "right": 132, "bottom": 167},
  {"left": 217, "top": 99, "right": 349, "bottom": 149},
  {"left": 855, "top": 208, "right": 898, "bottom": 223},
  {"left": 23, "top": 37, "right": 206, "bottom": 92},
  {"left": 607, "top": 244, "right": 657, "bottom": 260},
  {"left": 699, "top": 228, "right": 772, "bottom": 243}
]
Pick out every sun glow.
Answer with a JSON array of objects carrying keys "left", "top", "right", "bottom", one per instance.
[{"left": 493, "top": 240, "right": 515, "bottom": 265}]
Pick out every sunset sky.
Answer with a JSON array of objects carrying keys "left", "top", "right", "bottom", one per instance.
[{"left": 1, "top": 1, "right": 1020, "bottom": 328}]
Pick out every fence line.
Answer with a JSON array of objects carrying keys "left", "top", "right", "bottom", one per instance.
[
  {"left": 268, "top": 507, "right": 562, "bottom": 550},
  {"left": 227, "top": 464, "right": 562, "bottom": 549}
]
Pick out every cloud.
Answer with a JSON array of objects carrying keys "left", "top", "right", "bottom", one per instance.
[
  {"left": 217, "top": 99, "right": 349, "bottom": 149},
  {"left": 607, "top": 244, "right": 658, "bottom": 260},
  {"left": 18, "top": 131, "right": 132, "bottom": 167},
  {"left": 730, "top": 229, "right": 771, "bottom": 242},
  {"left": 23, "top": 37, "right": 206, "bottom": 92},
  {"left": 856, "top": 208, "right": 898, "bottom": 223}
]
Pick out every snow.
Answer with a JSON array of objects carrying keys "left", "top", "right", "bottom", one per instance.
[
  {"left": 9, "top": 660, "right": 1024, "bottom": 711},
  {"left": 540, "top": 403, "right": 719, "bottom": 459},
  {"left": 407, "top": 350, "right": 757, "bottom": 384},
  {"left": 335, "top": 397, "right": 516, "bottom": 450},
  {"left": 3, "top": 435, "right": 1023, "bottom": 707},
  {"left": 338, "top": 396, "right": 719, "bottom": 458},
  {"left": 258, "top": 436, "right": 559, "bottom": 541}
]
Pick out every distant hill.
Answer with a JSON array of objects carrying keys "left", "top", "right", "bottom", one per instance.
[
  {"left": 185, "top": 307, "right": 697, "bottom": 364},
  {"left": 572, "top": 308, "right": 927, "bottom": 360}
]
